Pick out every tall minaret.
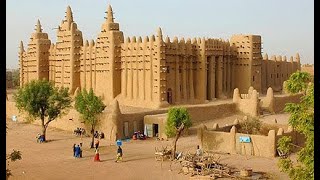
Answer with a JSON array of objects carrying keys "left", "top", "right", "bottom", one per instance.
[
  {"left": 295, "top": 53, "right": 301, "bottom": 70},
  {"left": 19, "top": 41, "right": 25, "bottom": 87},
  {"left": 95, "top": 4, "right": 124, "bottom": 103},
  {"left": 55, "top": 5, "right": 83, "bottom": 93}
]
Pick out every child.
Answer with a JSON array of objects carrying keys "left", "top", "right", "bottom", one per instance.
[{"left": 115, "top": 146, "right": 123, "bottom": 162}]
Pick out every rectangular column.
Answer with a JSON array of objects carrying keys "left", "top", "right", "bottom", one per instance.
[
  {"left": 175, "top": 56, "right": 180, "bottom": 103},
  {"left": 189, "top": 58, "right": 194, "bottom": 100},
  {"left": 216, "top": 56, "right": 223, "bottom": 98},
  {"left": 211, "top": 56, "right": 216, "bottom": 99},
  {"left": 182, "top": 59, "right": 187, "bottom": 101}
]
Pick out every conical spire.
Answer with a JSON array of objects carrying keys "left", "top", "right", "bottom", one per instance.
[
  {"left": 107, "top": 4, "right": 114, "bottom": 23},
  {"left": 66, "top": 6, "right": 73, "bottom": 22},
  {"left": 295, "top": 53, "right": 300, "bottom": 63},
  {"left": 19, "top": 41, "right": 24, "bottom": 53},
  {"left": 36, "top": 19, "right": 42, "bottom": 33},
  {"left": 157, "top": 27, "right": 163, "bottom": 41}
]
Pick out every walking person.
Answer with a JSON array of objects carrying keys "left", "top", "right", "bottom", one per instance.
[
  {"left": 115, "top": 146, "right": 123, "bottom": 162},
  {"left": 79, "top": 143, "right": 83, "bottom": 158},
  {"left": 75, "top": 145, "right": 81, "bottom": 158},
  {"left": 95, "top": 139, "right": 100, "bottom": 150},
  {"left": 73, "top": 144, "right": 76, "bottom": 157},
  {"left": 94, "top": 148, "right": 101, "bottom": 162}
]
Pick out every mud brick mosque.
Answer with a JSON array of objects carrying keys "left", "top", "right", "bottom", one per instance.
[{"left": 19, "top": 4, "right": 300, "bottom": 108}]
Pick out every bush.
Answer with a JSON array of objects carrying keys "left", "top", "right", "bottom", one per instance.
[{"left": 238, "top": 117, "right": 261, "bottom": 135}]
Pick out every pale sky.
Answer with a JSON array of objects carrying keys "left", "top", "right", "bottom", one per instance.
[{"left": 6, "top": 0, "right": 314, "bottom": 69}]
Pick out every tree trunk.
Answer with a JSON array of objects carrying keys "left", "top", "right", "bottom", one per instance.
[
  {"left": 91, "top": 126, "right": 94, "bottom": 148},
  {"left": 172, "top": 133, "right": 180, "bottom": 160},
  {"left": 171, "top": 123, "right": 185, "bottom": 160},
  {"left": 41, "top": 117, "right": 46, "bottom": 142}
]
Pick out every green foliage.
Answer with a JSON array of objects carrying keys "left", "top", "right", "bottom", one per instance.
[
  {"left": 278, "top": 74, "right": 314, "bottom": 180},
  {"left": 277, "top": 136, "right": 292, "bottom": 155},
  {"left": 165, "top": 107, "right": 192, "bottom": 138},
  {"left": 238, "top": 117, "right": 261, "bottom": 135},
  {"left": 285, "top": 71, "right": 311, "bottom": 94},
  {"left": 14, "top": 80, "right": 72, "bottom": 121},
  {"left": 14, "top": 80, "right": 72, "bottom": 140},
  {"left": 75, "top": 88, "right": 105, "bottom": 129}
]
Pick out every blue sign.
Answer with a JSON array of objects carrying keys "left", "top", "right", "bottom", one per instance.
[
  {"left": 116, "top": 140, "right": 122, "bottom": 146},
  {"left": 239, "top": 136, "right": 251, "bottom": 143}
]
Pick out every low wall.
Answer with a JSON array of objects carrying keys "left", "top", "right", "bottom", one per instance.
[
  {"left": 198, "top": 123, "right": 304, "bottom": 158},
  {"left": 7, "top": 96, "right": 236, "bottom": 141},
  {"left": 273, "top": 94, "right": 302, "bottom": 113},
  {"left": 198, "top": 124, "right": 278, "bottom": 158}
]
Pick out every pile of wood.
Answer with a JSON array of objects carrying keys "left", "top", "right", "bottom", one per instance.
[
  {"left": 178, "top": 152, "right": 236, "bottom": 179},
  {"left": 155, "top": 145, "right": 172, "bottom": 161}
]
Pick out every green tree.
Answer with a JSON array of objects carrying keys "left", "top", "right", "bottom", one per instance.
[
  {"left": 284, "top": 71, "right": 311, "bottom": 94},
  {"left": 75, "top": 88, "right": 106, "bottom": 148},
  {"left": 165, "top": 107, "right": 192, "bottom": 160},
  {"left": 14, "top": 80, "right": 72, "bottom": 141},
  {"left": 278, "top": 71, "right": 314, "bottom": 179}
]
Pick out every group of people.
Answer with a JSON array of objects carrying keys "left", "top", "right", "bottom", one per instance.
[
  {"left": 74, "top": 128, "right": 86, "bottom": 136},
  {"left": 93, "top": 131, "right": 105, "bottom": 139},
  {"left": 74, "top": 138, "right": 123, "bottom": 162},
  {"left": 36, "top": 133, "right": 45, "bottom": 143},
  {"left": 132, "top": 131, "right": 146, "bottom": 140},
  {"left": 73, "top": 143, "right": 83, "bottom": 158}
]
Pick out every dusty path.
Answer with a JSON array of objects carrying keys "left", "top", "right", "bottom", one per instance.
[{"left": 6, "top": 118, "right": 289, "bottom": 180}]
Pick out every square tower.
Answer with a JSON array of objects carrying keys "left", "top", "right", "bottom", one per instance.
[{"left": 230, "top": 35, "right": 262, "bottom": 93}]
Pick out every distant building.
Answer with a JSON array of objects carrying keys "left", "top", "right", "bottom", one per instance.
[
  {"left": 19, "top": 4, "right": 301, "bottom": 108},
  {"left": 301, "top": 64, "right": 314, "bottom": 76}
]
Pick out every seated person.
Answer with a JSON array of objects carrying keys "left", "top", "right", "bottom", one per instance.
[
  {"left": 100, "top": 132, "right": 105, "bottom": 139},
  {"left": 39, "top": 135, "right": 44, "bottom": 143},
  {"left": 196, "top": 145, "right": 203, "bottom": 156}
]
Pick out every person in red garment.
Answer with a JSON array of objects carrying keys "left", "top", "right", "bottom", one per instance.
[{"left": 94, "top": 148, "right": 101, "bottom": 162}]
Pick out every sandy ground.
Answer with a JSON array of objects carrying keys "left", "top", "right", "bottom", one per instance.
[{"left": 6, "top": 115, "right": 290, "bottom": 180}]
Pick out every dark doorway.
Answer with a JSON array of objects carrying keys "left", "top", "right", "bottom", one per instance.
[
  {"left": 167, "top": 88, "right": 173, "bottom": 104},
  {"left": 153, "top": 124, "right": 159, "bottom": 137}
]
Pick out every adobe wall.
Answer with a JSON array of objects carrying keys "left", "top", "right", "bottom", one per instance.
[
  {"left": 232, "top": 87, "right": 259, "bottom": 117},
  {"left": 273, "top": 93, "right": 302, "bottom": 113},
  {"left": 144, "top": 114, "right": 168, "bottom": 140},
  {"left": 198, "top": 124, "right": 277, "bottom": 158},
  {"left": 198, "top": 122, "right": 304, "bottom": 158}
]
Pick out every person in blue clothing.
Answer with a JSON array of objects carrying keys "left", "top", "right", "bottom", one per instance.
[{"left": 75, "top": 145, "right": 81, "bottom": 158}]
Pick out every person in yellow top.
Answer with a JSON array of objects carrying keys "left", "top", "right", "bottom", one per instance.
[{"left": 115, "top": 146, "right": 123, "bottom": 162}]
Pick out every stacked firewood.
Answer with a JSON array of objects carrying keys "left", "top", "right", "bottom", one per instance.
[
  {"left": 155, "top": 145, "right": 172, "bottom": 161},
  {"left": 178, "top": 152, "right": 236, "bottom": 179}
]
